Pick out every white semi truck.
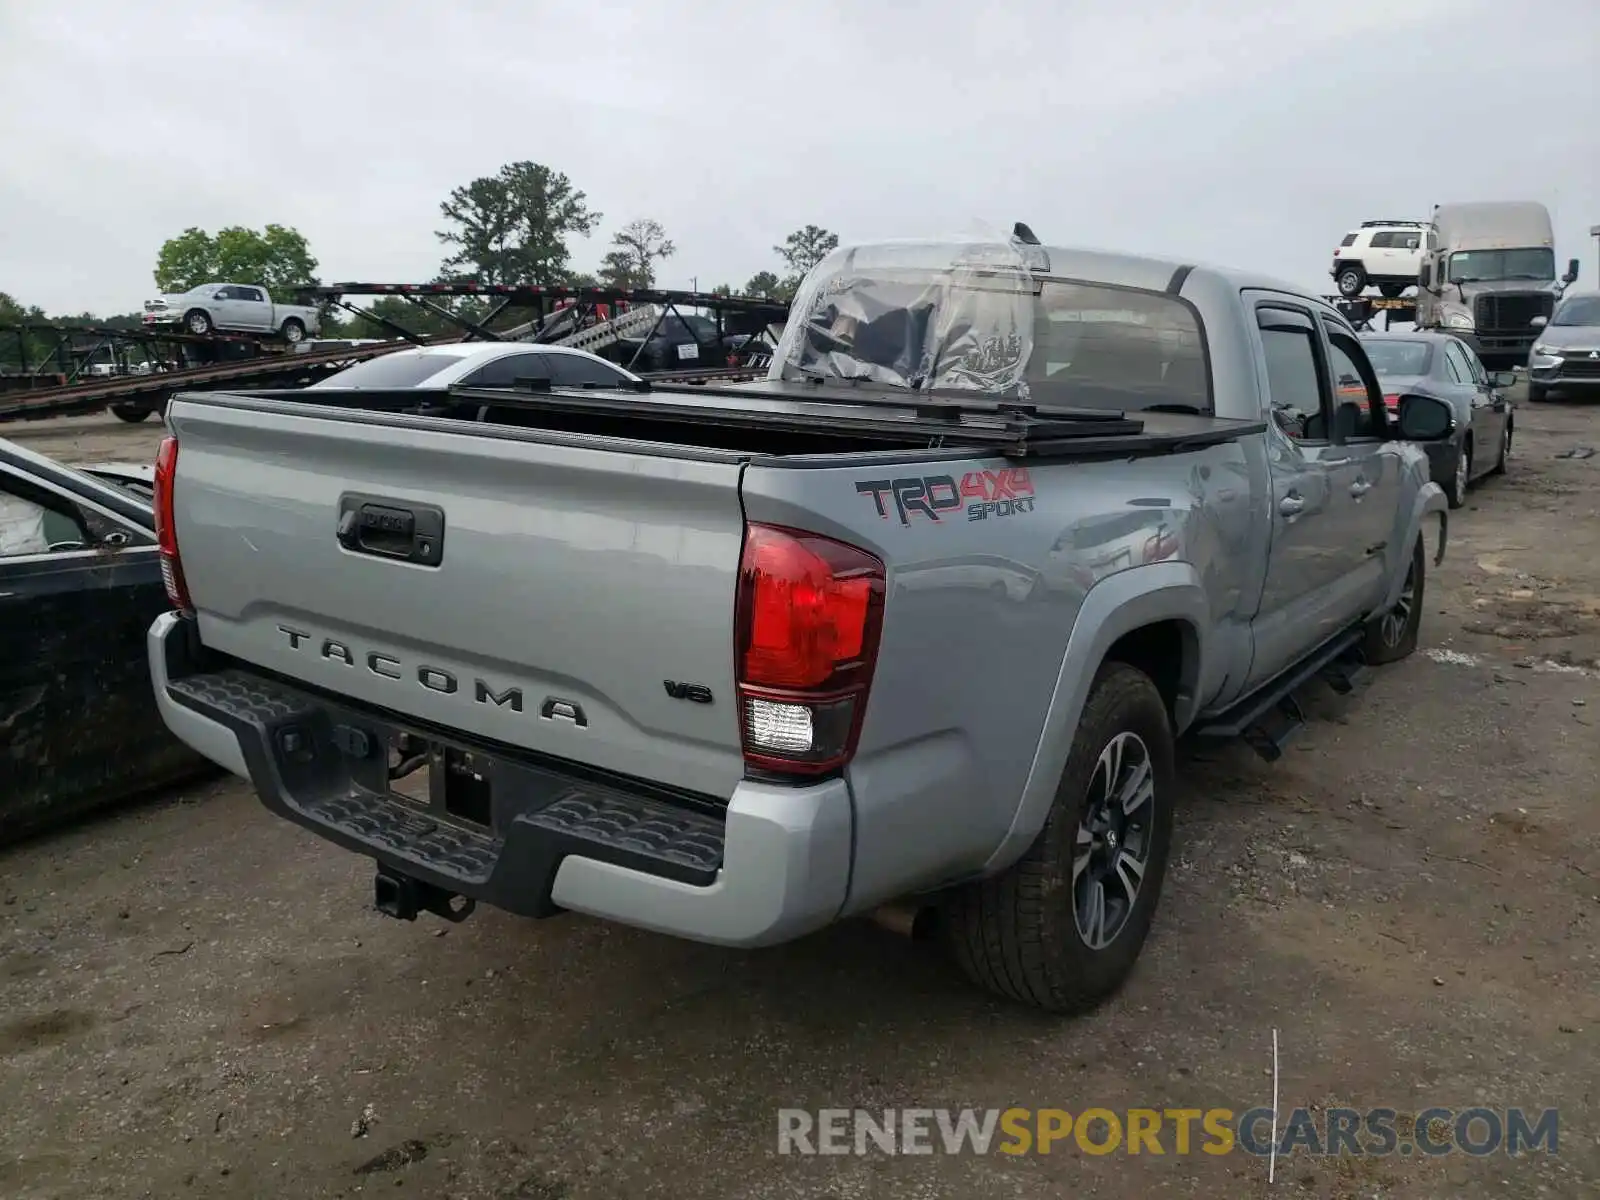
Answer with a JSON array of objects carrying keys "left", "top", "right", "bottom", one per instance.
[{"left": 1414, "top": 201, "right": 1580, "bottom": 368}]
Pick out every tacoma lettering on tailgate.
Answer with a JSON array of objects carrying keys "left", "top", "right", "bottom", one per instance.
[{"left": 276, "top": 624, "right": 525, "bottom": 712}]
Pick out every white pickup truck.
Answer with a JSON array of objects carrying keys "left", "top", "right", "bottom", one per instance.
[{"left": 142, "top": 283, "right": 322, "bottom": 342}]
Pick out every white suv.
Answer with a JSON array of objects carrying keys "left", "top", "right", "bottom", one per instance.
[{"left": 1331, "top": 221, "right": 1431, "bottom": 299}]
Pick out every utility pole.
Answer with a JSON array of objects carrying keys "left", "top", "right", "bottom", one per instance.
[
  {"left": 1590, "top": 225, "right": 1599, "bottom": 283},
  {"left": 690, "top": 275, "right": 698, "bottom": 293}
]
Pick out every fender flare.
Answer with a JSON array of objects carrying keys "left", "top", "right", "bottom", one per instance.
[
  {"left": 979, "top": 560, "right": 1211, "bottom": 877},
  {"left": 1385, "top": 482, "right": 1448, "bottom": 610}
]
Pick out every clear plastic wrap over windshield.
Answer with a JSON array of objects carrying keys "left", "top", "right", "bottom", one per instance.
[{"left": 768, "top": 241, "right": 1035, "bottom": 395}]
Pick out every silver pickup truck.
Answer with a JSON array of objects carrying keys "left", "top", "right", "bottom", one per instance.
[
  {"left": 146, "top": 236, "right": 1453, "bottom": 1014},
  {"left": 142, "top": 282, "right": 322, "bottom": 342}
]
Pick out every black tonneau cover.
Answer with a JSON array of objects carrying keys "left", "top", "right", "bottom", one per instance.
[{"left": 191, "top": 380, "right": 1266, "bottom": 462}]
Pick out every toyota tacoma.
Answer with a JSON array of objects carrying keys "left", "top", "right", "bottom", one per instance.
[{"left": 146, "top": 232, "right": 1453, "bottom": 1013}]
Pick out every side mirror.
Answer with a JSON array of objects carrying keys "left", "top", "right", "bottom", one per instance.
[
  {"left": 1491, "top": 370, "right": 1517, "bottom": 388},
  {"left": 1563, "top": 258, "right": 1580, "bottom": 284},
  {"left": 1395, "top": 393, "right": 1455, "bottom": 441},
  {"left": 1530, "top": 314, "right": 1548, "bottom": 329}
]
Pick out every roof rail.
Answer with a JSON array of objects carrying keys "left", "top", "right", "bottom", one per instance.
[{"left": 1359, "top": 219, "right": 1430, "bottom": 229}]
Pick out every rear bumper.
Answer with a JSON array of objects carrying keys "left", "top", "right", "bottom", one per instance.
[{"left": 147, "top": 611, "right": 852, "bottom": 948}]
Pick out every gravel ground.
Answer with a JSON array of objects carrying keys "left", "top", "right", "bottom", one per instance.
[{"left": 2, "top": 390, "right": 1597, "bottom": 1199}]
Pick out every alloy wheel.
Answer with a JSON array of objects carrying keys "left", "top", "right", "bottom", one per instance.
[
  {"left": 1380, "top": 561, "right": 1417, "bottom": 648},
  {"left": 1072, "top": 731, "right": 1156, "bottom": 950}
]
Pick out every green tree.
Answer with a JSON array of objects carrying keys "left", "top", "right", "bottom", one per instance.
[
  {"left": 565, "top": 271, "right": 600, "bottom": 289},
  {"left": 774, "top": 225, "right": 839, "bottom": 295},
  {"left": 153, "top": 224, "right": 319, "bottom": 298},
  {"left": 600, "top": 218, "right": 676, "bottom": 290},
  {"left": 597, "top": 249, "right": 641, "bottom": 291},
  {"left": 436, "top": 161, "right": 601, "bottom": 286},
  {"left": 742, "top": 270, "right": 782, "bottom": 298},
  {"left": 709, "top": 283, "right": 733, "bottom": 298}
]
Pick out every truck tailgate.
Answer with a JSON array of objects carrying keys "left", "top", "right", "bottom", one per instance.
[{"left": 166, "top": 401, "right": 748, "bottom": 799}]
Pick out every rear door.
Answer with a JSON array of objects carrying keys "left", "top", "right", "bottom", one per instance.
[
  {"left": 0, "top": 460, "right": 189, "bottom": 835},
  {"left": 237, "top": 286, "right": 274, "bottom": 331},
  {"left": 1320, "top": 316, "right": 1398, "bottom": 615},
  {"left": 165, "top": 397, "right": 751, "bottom": 798},
  {"left": 1444, "top": 338, "right": 1505, "bottom": 469},
  {"left": 1243, "top": 299, "right": 1354, "bottom": 689},
  {"left": 1368, "top": 231, "right": 1398, "bottom": 276}
]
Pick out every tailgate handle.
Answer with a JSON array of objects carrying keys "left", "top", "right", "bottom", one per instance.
[{"left": 337, "top": 494, "right": 445, "bottom": 567}]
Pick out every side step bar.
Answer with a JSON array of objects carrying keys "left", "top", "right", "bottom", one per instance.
[{"left": 1192, "top": 628, "right": 1370, "bottom": 762}]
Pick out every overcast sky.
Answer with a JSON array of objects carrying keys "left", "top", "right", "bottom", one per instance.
[{"left": 2, "top": 0, "right": 1597, "bottom": 315}]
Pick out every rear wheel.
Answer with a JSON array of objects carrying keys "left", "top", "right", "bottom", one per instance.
[
  {"left": 1361, "top": 536, "right": 1426, "bottom": 665},
  {"left": 1336, "top": 265, "right": 1367, "bottom": 298},
  {"left": 942, "top": 662, "right": 1176, "bottom": 1014},
  {"left": 1489, "top": 417, "right": 1511, "bottom": 476},
  {"left": 1444, "top": 438, "right": 1471, "bottom": 509},
  {"left": 109, "top": 402, "right": 151, "bottom": 423},
  {"left": 280, "top": 317, "right": 306, "bottom": 343},
  {"left": 1378, "top": 283, "right": 1406, "bottom": 299}
]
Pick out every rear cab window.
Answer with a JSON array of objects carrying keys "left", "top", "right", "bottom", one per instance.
[{"left": 1025, "top": 281, "right": 1211, "bottom": 414}]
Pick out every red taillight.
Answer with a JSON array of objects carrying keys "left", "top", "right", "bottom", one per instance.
[
  {"left": 1384, "top": 393, "right": 1400, "bottom": 410},
  {"left": 152, "top": 434, "right": 193, "bottom": 613},
  {"left": 734, "top": 523, "right": 885, "bottom": 775}
]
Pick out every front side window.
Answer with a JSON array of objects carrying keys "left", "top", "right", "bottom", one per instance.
[{"left": 1322, "top": 323, "right": 1384, "bottom": 439}]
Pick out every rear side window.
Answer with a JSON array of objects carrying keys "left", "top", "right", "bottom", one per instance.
[
  {"left": 1026, "top": 281, "right": 1210, "bottom": 413},
  {"left": 458, "top": 353, "right": 554, "bottom": 388},
  {"left": 314, "top": 351, "right": 463, "bottom": 389},
  {"left": 1369, "top": 232, "right": 1394, "bottom": 249},
  {"left": 1340, "top": 233, "right": 1358, "bottom": 247},
  {"left": 545, "top": 354, "right": 632, "bottom": 387}
]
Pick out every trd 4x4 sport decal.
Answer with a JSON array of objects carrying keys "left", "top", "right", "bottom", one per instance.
[{"left": 855, "top": 469, "right": 1035, "bottom": 526}]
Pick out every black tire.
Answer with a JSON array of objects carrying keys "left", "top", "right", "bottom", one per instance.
[
  {"left": 1336, "top": 265, "right": 1367, "bottom": 298},
  {"left": 109, "top": 402, "right": 152, "bottom": 423},
  {"left": 184, "top": 308, "right": 213, "bottom": 335},
  {"left": 1378, "top": 284, "right": 1405, "bottom": 299},
  {"left": 1527, "top": 383, "right": 1548, "bottom": 403},
  {"left": 280, "top": 318, "right": 306, "bottom": 343},
  {"left": 1443, "top": 438, "right": 1471, "bottom": 509},
  {"left": 1489, "top": 417, "right": 1511, "bottom": 476},
  {"left": 1361, "top": 536, "right": 1426, "bottom": 665},
  {"left": 942, "top": 662, "right": 1176, "bottom": 1014}
]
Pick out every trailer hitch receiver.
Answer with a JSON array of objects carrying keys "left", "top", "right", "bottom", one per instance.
[{"left": 373, "top": 867, "right": 476, "bottom": 923}]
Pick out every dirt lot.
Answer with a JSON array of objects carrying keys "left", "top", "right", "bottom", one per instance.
[{"left": 2, "top": 393, "right": 1597, "bottom": 1199}]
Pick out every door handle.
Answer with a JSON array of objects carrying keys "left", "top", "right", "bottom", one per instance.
[
  {"left": 1279, "top": 494, "right": 1306, "bottom": 516},
  {"left": 1349, "top": 478, "right": 1373, "bottom": 498}
]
